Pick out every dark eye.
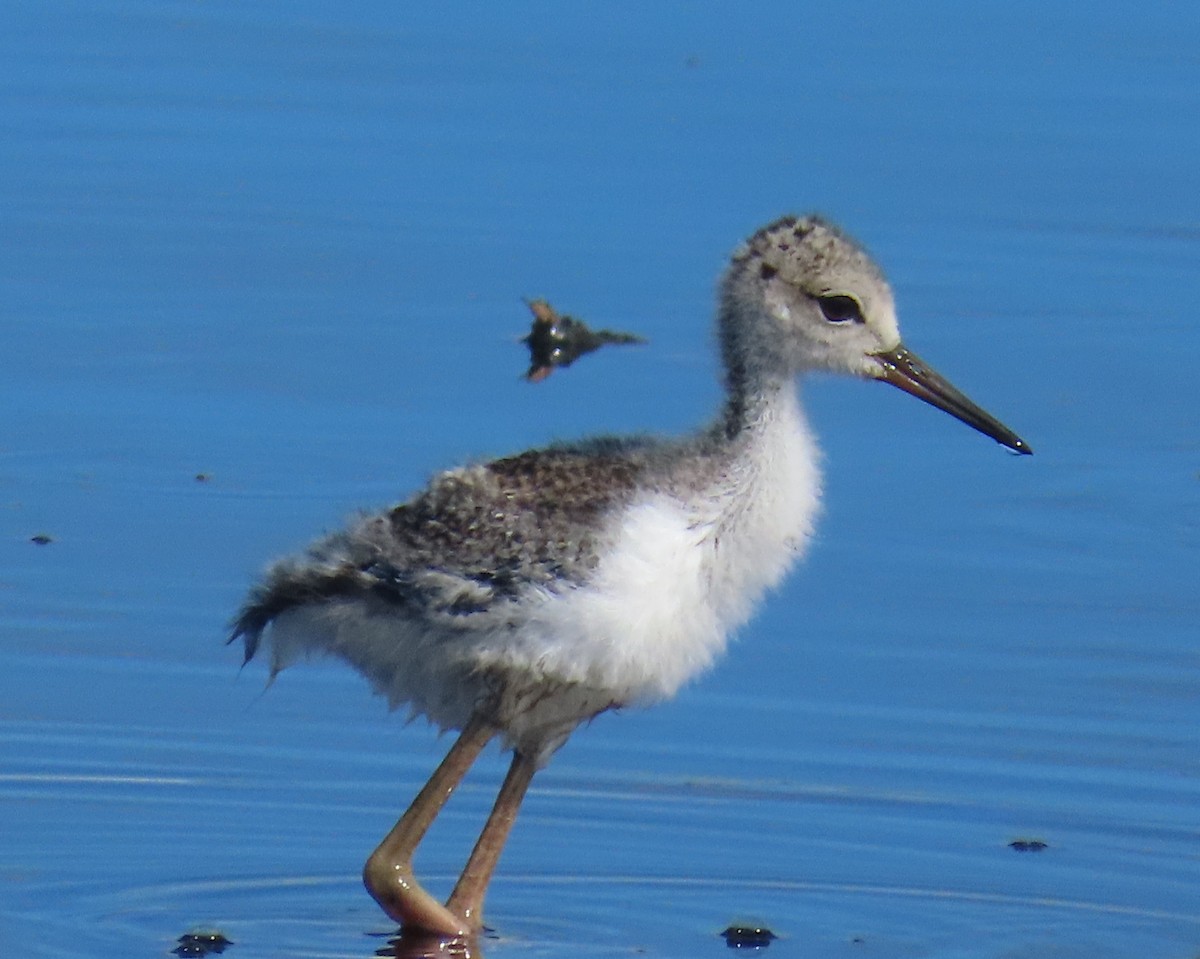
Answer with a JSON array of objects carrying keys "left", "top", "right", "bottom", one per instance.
[{"left": 817, "top": 294, "right": 864, "bottom": 324}]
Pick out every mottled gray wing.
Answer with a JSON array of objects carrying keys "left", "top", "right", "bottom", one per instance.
[{"left": 230, "top": 440, "right": 651, "bottom": 661}]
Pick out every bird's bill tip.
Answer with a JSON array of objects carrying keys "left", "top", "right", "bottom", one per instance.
[{"left": 871, "top": 345, "right": 1032, "bottom": 455}]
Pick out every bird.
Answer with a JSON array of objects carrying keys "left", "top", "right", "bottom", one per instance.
[{"left": 231, "top": 214, "right": 1031, "bottom": 938}]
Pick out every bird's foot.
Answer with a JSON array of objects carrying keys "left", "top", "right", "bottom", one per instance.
[{"left": 364, "top": 852, "right": 470, "bottom": 936}]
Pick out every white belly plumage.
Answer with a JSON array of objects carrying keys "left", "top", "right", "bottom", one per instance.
[{"left": 265, "top": 391, "right": 820, "bottom": 761}]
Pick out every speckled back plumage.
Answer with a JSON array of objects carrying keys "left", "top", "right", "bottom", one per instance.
[
  {"left": 389, "top": 439, "right": 653, "bottom": 583},
  {"left": 232, "top": 436, "right": 662, "bottom": 659}
]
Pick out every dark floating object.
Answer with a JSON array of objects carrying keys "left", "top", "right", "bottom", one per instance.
[
  {"left": 1009, "top": 838, "right": 1049, "bottom": 853},
  {"left": 195, "top": 472, "right": 212, "bottom": 483},
  {"left": 173, "top": 930, "right": 233, "bottom": 957},
  {"left": 30, "top": 534, "right": 53, "bottom": 545},
  {"left": 722, "top": 925, "right": 777, "bottom": 949},
  {"left": 521, "top": 298, "right": 645, "bottom": 382}
]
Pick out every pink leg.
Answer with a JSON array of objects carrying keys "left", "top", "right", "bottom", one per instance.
[
  {"left": 445, "top": 749, "right": 538, "bottom": 932},
  {"left": 363, "top": 716, "right": 495, "bottom": 935}
]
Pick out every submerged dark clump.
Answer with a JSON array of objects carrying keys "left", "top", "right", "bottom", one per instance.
[
  {"left": 172, "top": 930, "right": 233, "bottom": 957},
  {"left": 722, "top": 925, "right": 777, "bottom": 949}
]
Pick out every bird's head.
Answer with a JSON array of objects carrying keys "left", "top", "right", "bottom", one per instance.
[{"left": 720, "top": 215, "right": 1031, "bottom": 454}]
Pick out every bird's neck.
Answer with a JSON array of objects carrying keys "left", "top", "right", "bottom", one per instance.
[
  {"left": 689, "top": 339, "right": 821, "bottom": 633},
  {"left": 719, "top": 353, "right": 798, "bottom": 442},
  {"left": 715, "top": 293, "right": 798, "bottom": 441}
]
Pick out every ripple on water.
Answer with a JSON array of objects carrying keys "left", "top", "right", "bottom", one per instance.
[
  {"left": 3, "top": 693, "right": 1199, "bottom": 959},
  {"left": 13, "top": 870, "right": 1200, "bottom": 959}
]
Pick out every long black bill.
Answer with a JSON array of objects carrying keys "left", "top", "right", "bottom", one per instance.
[{"left": 872, "top": 345, "right": 1032, "bottom": 454}]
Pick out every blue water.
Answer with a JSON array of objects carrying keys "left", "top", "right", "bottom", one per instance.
[{"left": 2, "top": 3, "right": 1198, "bottom": 957}]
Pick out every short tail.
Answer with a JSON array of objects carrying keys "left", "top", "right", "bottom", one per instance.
[
  {"left": 228, "top": 601, "right": 272, "bottom": 665},
  {"left": 227, "top": 557, "right": 403, "bottom": 665}
]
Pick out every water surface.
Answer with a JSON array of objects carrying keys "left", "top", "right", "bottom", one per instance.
[{"left": 2, "top": 3, "right": 1197, "bottom": 957}]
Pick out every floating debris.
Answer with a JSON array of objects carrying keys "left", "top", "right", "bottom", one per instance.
[
  {"left": 195, "top": 472, "right": 212, "bottom": 483},
  {"left": 521, "top": 298, "right": 645, "bottom": 382},
  {"left": 721, "top": 925, "right": 777, "bottom": 949},
  {"left": 30, "top": 534, "right": 53, "bottom": 546},
  {"left": 173, "top": 929, "right": 233, "bottom": 957},
  {"left": 1009, "top": 838, "right": 1049, "bottom": 853}
]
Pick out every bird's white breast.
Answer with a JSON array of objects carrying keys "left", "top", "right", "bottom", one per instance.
[{"left": 475, "top": 386, "right": 821, "bottom": 706}]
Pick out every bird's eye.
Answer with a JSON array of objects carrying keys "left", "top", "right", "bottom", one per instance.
[{"left": 816, "top": 294, "right": 864, "bottom": 324}]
